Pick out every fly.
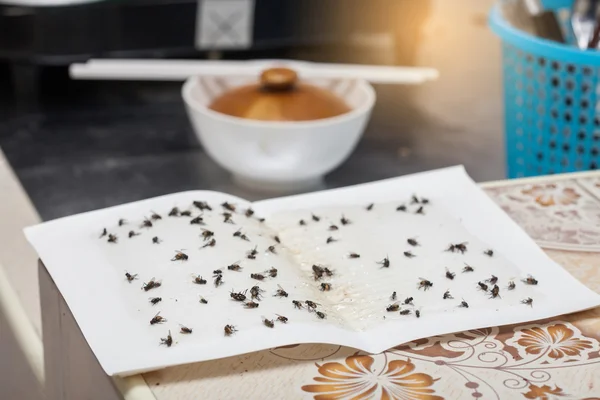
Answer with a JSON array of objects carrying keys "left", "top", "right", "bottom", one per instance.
[
  {"left": 149, "top": 297, "right": 162, "bottom": 305},
  {"left": 223, "top": 213, "right": 234, "bottom": 224},
  {"left": 274, "top": 236, "right": 281, "bottom": 244},
  {"left": 141, "top": 218, "right": 153, "bottom": 229},
  {"left": 227, "top": 263, "right": 242, "bottom": 272},
  {"left": 108, "top": 234, "right": 118, "bottom": 243},
  {"left": 329, "top": 225, "right": 339, "bottom": 231},
  {"left": 233, "top": 229, "right": 250, "bottom": 241},
  {"left": 200, "top": 229, "right": 214, "bottom": 241},
  {"left": 250, "top": 286, "right": 264, "bottom": 300},
  {"left": 275, "top": 285, "right": 288, "bottom": 298},
  {"left": 150, "top": 312, "right": 166, "bottom": 325},
  {"left": 276, "top": 314, "right": 288, "bottom": 323},
  {"left": 99, "top": 228, "right": 107, "bottom": 238},
  {"left": 251, "top": 273, "right": 265, "bottom": 281},
  {"left": 415, "top": 310, "right": 421, "bottom": 318},
  {"left": 180, "top": 325, "right": 193, "bottom": 334},
  {"left": 462, "top": 263, "right": 474, "bottom": 273},
  {"left": 213, "top": 269, "right": 223, "bottom": 275},
  {"left": 224, "top": 325, "right": 237, "bottom": 336},
  {"left": 404, "top": 251, "right": 416, "bottom": 258},
  {"left": 312, "top": 214, "right": 321, "bottom": 222},
  {"left": 118, "top": 219, "right": 127, "bottom": 226},
  {"left": 160, "top": 330, "right": 173, "bottom": 347},
  {"left": 407, "top": 238, "right": 419, "bottom": 246},
  {"left": 445, "top": 268, "right": 455, "bottom": 280},
  {"left": 366, "top": 203, "right": 374, "bottom": 211},
  {"left": 316, "top": 311, "right": 326, "bottom": 319},
  {"left": 417, "top": 278, "right": 433, "bottom": 291},
  {"left": 320, "top": 283, "right": 332, "bottom": 291},
  {"left": 340, "top": 215, "right": 351, "bottom": 225},
  {"left": 312, "top": 265, "right": 325, "bottom": 280},
  {"left": 415, "top": 206, "right": 425, "bottom": 215},
  {"left": 180, "top": 210, "right": 192, "bottom": 217},
  {"left": 201, "top": 238, "right": 216, "bottom": 249},
  {"left": 477, "top": 282, "right": 489, "bottom": 292},
  {"left": 190, "top": 215, "right": 204, "bottom": 225},
  {"left": 377, "top": 256, "right": 390, "bottom": 268},
  {"left": 443, "top": 290, "right": 453, "bottom": 300},
  {"left": 214, "top": 274, "right": 224, "bottom": 287},
  {"left": 292, "top": 300, "right": 304, "bottom": 309},
  {"left": 266, "top": 267, "right": 278, "bottom": 278},
  {"left": 199, "top": 296, "right": 208, "bottom": 304},
  {"left": 267, "top": 245, "right": 277, "bottom": 254},
  {"left": 446, "top": 242, "right": 468, "bottom": 254},
  {"left": 484, "top": 249, "right": 494, "bottom": 257},
  {"left": 128, "top": 231, "right": 140, "bottom": 238},
  {"left": 326, "top": 236, "right": 337, "bottom": 244},
  {"left": 247, "top": 246, "right": 258, "bottom": 260},
  {"left": 459, "top": 299, "right": 469, "bottom": 308},
  {"left": 193, "top": 275, "right": 207, "bottom": 285},
  {"left": 193, "top": 201, "right": 212, "bottom": 211},
  {"left": 386, "top": 301, "right": 401, "bottom": 312},
  {"left": 221, "top": 202, "right": 236, "bottom": 212},
  {"left": 348, "top": 253, "right": 361, "bottom": 259},
  {"left": 403, "top": 297, "right": 414, "bottom": 305},
  {"left": 299, "top": 219, "right": 306, "bottom": 226},
  {"left": 152, "top": 236, "right": 161, "bottom": 244},
  {"left": 150, "top": 211, "right": 162, "bottom": 220},
  {"left": 522, "top": 275, "right": 538, "bottom": 285},
  {"left": 230, "top": 289, "right": 247, "bottom": 302},
  {"left": 507, "top": 281, "right": 516, "bottom": 290},
  {"left": 390, "top": 291, "right": 397, "bottom": 301},
  {"left": 399, "top": 309, "right": 411, "bottom": 316},
  {"left": 244, "top": 301, "right": 259, "bottom": 309},
  {"left": 396, "top": 205, "right": 407, "bottom": 212},
  {"left": 142, "top": 277, "right": 161, "bottom": 291},
  {"left": 305, "top": 300, "right": 319, "bottom": 310},
  {"left": 489, "top": 285, "right": 501, "bottom": 299},
  {"left": 168, "top": 207, "right": 180, "bottom": 217},
  {"left": 171, "top": 250, "right": 188, "bottom": 261},
  {"left": 245, "top": 208, "right": 254, "bottom": 218},
  {"left": 521, "top": 297, "right": 534, "bottom": 307},
  {"left": 125, "top": 272, "right": 138, "bottom": 283},
  {"left": 486, "top": 275, "right": 498, "bottom": 285},
  {"left": 262, "top": 317, "right": 275, "bottom": 328}
]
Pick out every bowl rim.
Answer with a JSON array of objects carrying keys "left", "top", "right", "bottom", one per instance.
[{"left": 181, "top": 75, "right": 376, "bottom": 129}]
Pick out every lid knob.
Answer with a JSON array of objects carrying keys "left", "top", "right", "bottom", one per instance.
[{"left": 260, "top": 67, "right": 298, "bottom": 91}]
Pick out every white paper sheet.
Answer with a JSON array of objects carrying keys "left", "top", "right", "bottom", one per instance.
[{"left": 24, "top": 166, "right": 600, "bottom": 376}]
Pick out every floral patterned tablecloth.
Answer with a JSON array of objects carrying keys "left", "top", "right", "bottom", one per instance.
[{"left": 143, "top": 174, "right": 600, "bottom": 400}]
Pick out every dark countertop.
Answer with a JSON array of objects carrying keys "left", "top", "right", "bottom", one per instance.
[{"left": 0, "top": 67, "right": 504, "bottom": 221}]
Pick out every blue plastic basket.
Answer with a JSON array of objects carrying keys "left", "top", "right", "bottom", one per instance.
[{"left": 490, "top": 0, "right": 600, "bottom": 177}]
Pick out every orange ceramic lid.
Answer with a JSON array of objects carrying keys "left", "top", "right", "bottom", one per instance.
[{"left": 208, "top": 67, "right": 351, "bottom": 122}]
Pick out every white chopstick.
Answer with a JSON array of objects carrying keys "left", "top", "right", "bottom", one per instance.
[{"left": 69, "top": 59, "right": 439, "bottom": 85}]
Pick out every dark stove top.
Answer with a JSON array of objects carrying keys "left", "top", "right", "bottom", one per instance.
[{"left": 0, "top": 67, "right": 504, "bottom": 221}]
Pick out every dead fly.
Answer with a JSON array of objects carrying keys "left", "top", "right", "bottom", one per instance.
[
  {"left": 329, "top": 225, "right": 339, "bottom": 231},
  {"left": 305, "top": 300, "right": 319, "bottom": 310},
  {"left": 484, "top": 249, "right": 494, "bottom": 257},
  {"left": 477, "top": 282, "right": 489, "bottom": 292},
  {"left": 160, "top": 330, "right": 173, "bottom": 347},
  {"left": 415, "top": 206, "right": 425, "bottom": 215},
  {"left": 193, "top": 275, "right": 207, "bottom": 285},
  {"left": 180, "top": 210, "right": 192, "bottom": 217},
  {"left": 118, "top": 219, "right": 127, "bottom": 226},
  {"left": 251, "top": 273, "right": 266, "bottom": 281},
  {"left": 404, "top": 251, "right": 416, "bottom": 258},
  {"left": 150, "top": 211, "right": 162, "bottom": 221},
  {"left": 312, "top": 214, "right": 321, "bottom": 222},
  {"left": 276, "top": 314, "right": 288, "bottom": 323},
  {"left": 411, "top": 195, "right": 420, "bottom": 204},
  {"left": 312, "top": 265, "right": 325, "bottom": 280},
  {"left": 171, "top": 250, "right": 188, "bottom": 261},
  {"left": 377, "top": 256, "right": 390, "bottom": 268},
  {"left": 108, "top": 234, "right": 118, "bottom": 243},
  {"left": 415, "top": 309, "right": 421, "bottom": 318},
  {"left": 521, "top": 297, "right": 534, "bottom": 307},
  {"left": 141, "top": 218, "right": 153, "bottom": 229},
  {"left": 324, "top": 267, "right": 334, "bottom": 277},
  {"left": 152, "top": 236, "right": 162, "bottom": 244},
  {"left": 222, "top": 213, "right": 234, "bottom": 224},
  {"left": 247, "top": 246, "right": 258, "bottom": 260},
  {"left": 443, "top": 290, "right": 453, "bottom": 300},
  {"left": 320, "top": 283, "right": 332, "bottom": 291},
  {"left": 245, "top": 208, "right": 255, "bottom": 218},
  {"left": 168, "top": 207, "right": 180, "bottom": 217},
  {"left": 275, "top": 285, "right": 288, "bottom": 298},
  {"left": 299, "top": 219, "right": 306, "bottom": 226},
  {"left": 190, "top": 215, "right": 204, "bottom": 225},
  {"left": 446, "top": 242, "right": 468, "bottom": 254},
  {"left": 274, "top": 236, "right": 281, "bottom": 244},
  {"left": 399, "top": 309, "right": 412, "bottom": 316},
  {"left": 230, "top": 289, "right": 247, "bottom": 302},
  {"left": 459, "top": 299, "right": 469, "bottom": 308},
  {"left": 142, "top": 278, "right": 161, "bottom": 291},
  {"left": 266, "top": 267, "right": 278, "bottom": 278},
  {"left": 316, "top": 311, "right": 326, "bottom": 319},
  {"left": 522, "top": 275, "right": 538, "bottom": 285},
  {"left": 340, "top": 215, "right": 351, "bottom": 225},
  {"left": 193, "top": 201, "right": 212, "bottom": 211},
  {"left": 250, "top": 286, "right": 265, "bottom": 300},
  {"left": 366, "top": 203, "right": 374, "bottom": 211},
  {"left": 407, "top": 238, "right": 419, "bottom": 247},
  {"left": 125, "top": 272, "right": 138, "bottom": 282},
  {"left": 221, "top": 202, "right": 236, "bottom": 212},
  {"left": 462, "top": 263, "right": 474, "bottom": 273},
  {"left": 224, "top": 325, "right": 237, "bottom": 336},
  {"left": 201, "top": 239, "right": 216, "bottom": 249},
  {"left": 200, "top": 229, "right": 214, "bottom": 241},
  {"left": 227, "top": 263, "right": 242, "bottom": 272},
  {"left": 233, "top": 229, "right": 250, "bottom": 241},
  {"left": 262, "top": 317, "right": 275, "bottom": 328},
  {"left": 150, "top": 312, "right": 166, "bottom": 325},
  {"left": 213, "top": 269, "right": 223, "bottom": 275},
  {"left": 348, "top": 252, "right": 361, "bottom": 259},
  {"left": 489, "top": 285, "right": 501, "bottom": 299},
  {"left": 507, "top": 281, "right": 516, "bottom": 290},
  {"left": 326, "top": 236, "right": 338, "bottom": 244},
  {"left": 267, "top": 245, "right": 277, "bottom": 254},
  {"left": 390, "top": 291, "right": 397, "bottom": 301},
  {"left": 417, "top": 278, "right": 433, "bottom": 291},
  {"left": 180, "top": 325, "right": 193, "bottom": 334},
  {"left": 199, "top": 296, "right": 208, "bottom": 304},
  {"left": 128, "top": 231, "right": 140, "bottom": 238},
  {"left": 99, "top": 228, "right": 107, "bottom": 238},
  {"left": 149, "top": 297, "right": 162, "bottom": 305},
  {"left": 214, "top": 274, "right": 224, "bottom": 287},
  {"left": 403, "top": 297, "right": 414, "bottom": 305},
  {"left": 445, "top": 268, "right": 456, "bottom": 280},
  {"left": 396, "top": 204, "right": 407, "bottom": 212},
  {"left": 292, "top": 300, "right": 304, "bottom": 309},
  {"left": 386, "top": 302, "right": 401, "bottom": 312},
  {"left": 486, "top": 275, "right": 498, "bottom": 285},
  {"left": 244, "top": 301, "right": 260, "bottom": 309}
]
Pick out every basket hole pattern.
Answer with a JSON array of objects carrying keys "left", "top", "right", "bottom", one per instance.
[{"left": 504, "top": 43, "right": 600, "bottom": 177}]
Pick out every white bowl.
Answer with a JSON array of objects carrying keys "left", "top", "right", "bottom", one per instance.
[{"left": 182, "top": 64, "right": 376, "bottom": 192}]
